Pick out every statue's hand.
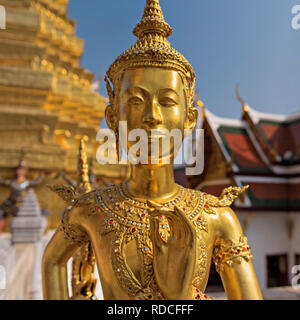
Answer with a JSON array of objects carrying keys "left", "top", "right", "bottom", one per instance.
[
  {"left": 148, "top": 200, "right": 196, "bottom": 300},
  {"left": 70, "top": 278, "right": 97, "bottom": 300},
  {"left": 54, "top": 171, "right": 65, "bottom": 179}
]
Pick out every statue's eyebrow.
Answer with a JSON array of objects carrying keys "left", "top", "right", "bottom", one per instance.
[
  {"left": 158, "top": 88, "right": 179, "bottom": 97},
  {"left": 123, "top": 86, "right": 148, "bottom": 96}
]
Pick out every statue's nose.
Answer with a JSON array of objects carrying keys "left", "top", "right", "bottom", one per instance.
[{"left": 142, "top": 99, "right": 162, "bottom": 127}]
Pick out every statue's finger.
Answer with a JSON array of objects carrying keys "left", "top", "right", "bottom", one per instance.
[
  {"left": 173, "top": 206, "right": 196, "bottom": 241},
  {"left": 147, "top": 200, "right": 163, "bottom": 210},
  {"left": 159, "top": 211, "right": 183, "bottom": 239},
  {"left": 149, "top": 216, "right": 164, "bottom": 250}
]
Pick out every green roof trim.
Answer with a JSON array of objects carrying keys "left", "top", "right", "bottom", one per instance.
[
  {"left": 217, "top": 126, "right": 271, "bottom": 174},
  {"left": 241, "top": 182, "right": 300, "bottom": 209}
]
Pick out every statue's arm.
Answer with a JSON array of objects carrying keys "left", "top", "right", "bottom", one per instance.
[
  {"left": 29, "top": 173, "right": 45, "bottom": 186},
  {"left": 213, "top": 207, "right": 263, "bottom": 300},
  {"left": 63, "top": 176, "right": 76, "bottom": 188},
  {"left": 42, "top": 204, "right": 90, "bottom": 300},
  {"left": 0, "top": 176, "right": 10, "bottom": 185},
  {"left": 42, "top": 226, "right": 80, "bottom": 300},
  {"left": 54, "top": 171, "right": 76, "bottom": 188}
]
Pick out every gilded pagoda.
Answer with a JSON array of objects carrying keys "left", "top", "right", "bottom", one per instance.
[{"left": 0, "top": 0, "right": 128, "bottom": 229}]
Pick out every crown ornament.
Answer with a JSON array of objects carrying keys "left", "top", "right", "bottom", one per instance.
[{"left": 106, "top": 0, "right": 195, "bottom": 105}]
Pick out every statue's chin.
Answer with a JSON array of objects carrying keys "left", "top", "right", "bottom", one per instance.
[{"left": 127, "top": 151, "right": 176, "bottom": 166}]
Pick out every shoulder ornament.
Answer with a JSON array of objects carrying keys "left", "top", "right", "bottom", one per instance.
[
  {"left": 47, "top": 184, "right": 95, "bottom": 207},
  {"left": 203, "top": 185, "right": 249, "bottom": 214}
]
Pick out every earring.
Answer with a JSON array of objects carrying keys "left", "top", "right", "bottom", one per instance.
[{"left": 115, "top": 127, "right": 120, "bottom": 162}]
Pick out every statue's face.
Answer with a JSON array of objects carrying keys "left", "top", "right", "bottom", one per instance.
[
  {"left": 16, "top": 167, "right": 26, "bottom": 178},
  {"left": 118, "top": 68, "right": 187, "bottom": 163}
]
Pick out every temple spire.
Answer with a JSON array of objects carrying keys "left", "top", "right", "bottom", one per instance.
[{"left": 76, "top": 138, "right": 91, "bottom": 194}]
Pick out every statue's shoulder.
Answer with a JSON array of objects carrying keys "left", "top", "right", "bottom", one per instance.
[
  {"left": 47, "top": 183, "right": 101, "bottom": 210},
  {"left": 185, "top": 185, "right": 248, "bottom": 208},
  {"left": 184, "top": 185, "right": 248, "bottom": 216}
]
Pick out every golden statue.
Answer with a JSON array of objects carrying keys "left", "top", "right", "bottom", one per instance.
[{"left": 42, "top": 0, "right": 262, "bottom": 300}]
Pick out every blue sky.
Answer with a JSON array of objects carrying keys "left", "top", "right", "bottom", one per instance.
[{"left": 68, "top": 0, "right": 300, "bottom": 120}]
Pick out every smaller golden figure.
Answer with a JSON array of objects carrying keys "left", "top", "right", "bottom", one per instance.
[
  {"left": 42, "top": 0, "right": 262, "bottom": 300},
  {"left": 49, "top": 139, "right": 98, "bottom": 299}
]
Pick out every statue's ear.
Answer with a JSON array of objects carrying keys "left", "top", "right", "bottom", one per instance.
[
  {"left": 184, "top": 106, "right": 198, "bottom": 131},
  {"left": 105, "top": 104, "right": 117, "bottom": 130}
]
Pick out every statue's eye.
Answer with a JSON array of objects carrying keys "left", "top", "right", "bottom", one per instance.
[
  {"left": 128, "top": 96, "right": 144, "bottom": 105},
  {"left": 159, "top": 97, "right": 177, "bottom": 107}
]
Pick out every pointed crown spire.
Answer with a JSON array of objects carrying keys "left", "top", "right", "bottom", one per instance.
[
  {"left": 133, "top": 0, "right": 172, "bottom": 38},
  {"left": 106, "top": 0, "right": 195, "bottom": 108}
]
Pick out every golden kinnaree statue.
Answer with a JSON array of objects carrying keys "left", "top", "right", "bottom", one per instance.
[{"left": 42, "top": 0, "right": 263, "bottom": 300}]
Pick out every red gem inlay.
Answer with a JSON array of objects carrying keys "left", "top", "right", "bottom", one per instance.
[
  {"left": 204, "top": 205, "right": 209, "bottom": 208},
  {"left": 109, "top": 219, "right": 113, "bottom": 224},
  {"left": 131, "top": 228, "right": 136, "bottom": 233}
]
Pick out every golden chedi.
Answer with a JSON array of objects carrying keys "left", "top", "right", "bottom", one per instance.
[
  {"left": 0, "top": 0, "right": 115, "bottom": 229},
  {"left": 42, "top": 0, "right": 262, "bottom": 300}
]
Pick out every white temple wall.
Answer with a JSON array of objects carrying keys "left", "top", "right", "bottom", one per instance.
[{"left": 237, "top": 211, "right": 291, "bottom": 291}]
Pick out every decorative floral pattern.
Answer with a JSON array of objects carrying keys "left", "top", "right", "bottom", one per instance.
[{"left": 213, "top": 236, "right": 253, "bottom": 272}]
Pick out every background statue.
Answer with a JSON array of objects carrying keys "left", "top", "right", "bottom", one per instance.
[{"left": 0, "top": 159, "right": 45, "bottom": 220}]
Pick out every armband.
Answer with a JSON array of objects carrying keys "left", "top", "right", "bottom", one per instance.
[{"left": 213, "top": 236, "right": 253, "bottom": 272}]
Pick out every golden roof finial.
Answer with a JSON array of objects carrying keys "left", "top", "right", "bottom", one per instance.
[
  {"left": 106, "top": 0, "right": 195, "bottom": 107},
  {"left": 195, "top": 90, "right": 206, "bottom": 119},
  {"left": 236, "top": 84, "right": 249, "bottom": 113}
]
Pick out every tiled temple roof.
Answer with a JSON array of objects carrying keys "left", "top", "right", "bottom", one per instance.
[{"left": 187, "top": 104, "right": 300, "bottom": 211}]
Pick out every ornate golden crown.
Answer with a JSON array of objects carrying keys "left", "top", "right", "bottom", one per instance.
[{"left": 105, "top": 0, "right": 195, "bottom": 105}]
